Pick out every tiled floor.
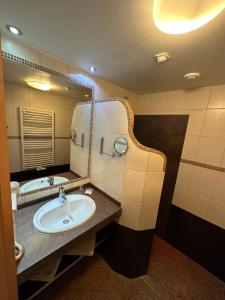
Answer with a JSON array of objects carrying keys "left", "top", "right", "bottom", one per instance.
[{"left": 33, "top": 235, "right": 225, "bottom": 300}]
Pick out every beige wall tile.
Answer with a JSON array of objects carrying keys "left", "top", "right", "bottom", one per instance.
[
  {"left": 206, "top": 197, "right": 225, "bottom": 229},
  {"left": 138, "top": 94, "right": 152, "bottom": 111},
  {"left": 150, "top": 92, "right": 168, "bottom": 110},
  {"left": 55, "top": 139, "right": 70, "bottom": 165},
  {"left": 196, "top": 137, "right": 225, "bottom": 166},
  {"left": 166, "top": 90, "right": 186, "bottom": 110},
  {"left": 119, "top": 198, "right": 142, "bottom": 230},
  {"left": 201, "top": 109, "right": 225, "bottom": 138},
  {"left": 185, "top": 109, "right": 206, "bottom": 136},
  {"left": 126, "top": 140, "right": 149, "bottom": 171},
  {"left": 208, "top": 85, "right": 225, "bottom": 108},
  {"left": 176, "top": 162, "right": 193, "bottom": 187},
  {"left": 189, "top": 166, "right": 217, "bottom": 196},
  {"left": 8, "top": 139, "right": 22, "bottom": 172},
  {"left": 147, "top": 152, "right": 164, "bottom": 172},
  {"left": 172, "top": 183, "right": 189, "bottom": 210},
  {"left": 138, "top": 201, "right": 160, "bottom": 230},
  {"left": 185, "top": 87, "right": 211, "bottom": 109},
  {"left": 213, "top": 172, "right": 225, "bottom": 201},
  {"left": 142, "top": 172, "right": 164, "bottom": 204},
  {"left": 181, "top": 135, "right": 199, "bottom": 161},
  {"left": 123, "top": 168, "right": 146, "bottom": 202},
  {"left": 186, "top": 189, "right": 211, "bottom": 219}
]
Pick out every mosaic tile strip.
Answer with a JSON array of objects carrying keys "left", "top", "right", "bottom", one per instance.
[{"left": 181, "top": 158, "right": 225, "bottom": 173}]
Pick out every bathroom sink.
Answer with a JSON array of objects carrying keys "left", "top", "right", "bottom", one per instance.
[
  {"left": 20, "top": 176, "right": 69, "bottom": 193},
  {"left": 33, "top": 194, "right": 96, "bottom": 234}
]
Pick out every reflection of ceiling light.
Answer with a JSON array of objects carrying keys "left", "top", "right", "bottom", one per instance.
[
  {"left": 155, "top": 52, "right": 170, "bottom": 63},
  {"left": 6, "top": 25, "right": 22, "bottom": 35},
  {"left": 84, "top": 94, "right": 90, "bottom": 98},
  {"left": 89, "top": 66, "right": 96, "bottom": 73},
  {"left": 184, "top": 72, "right": 200, "bottom": 80},
  {"left": 27, "top": 81, "right": 51, "bottom": 91},
  {"left": 153, "top": 0, "right": 225, "bottom": 34}
]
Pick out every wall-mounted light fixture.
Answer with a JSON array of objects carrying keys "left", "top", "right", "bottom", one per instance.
[{"left": 27, "top": 81, "right": 51, "bottom": 91}]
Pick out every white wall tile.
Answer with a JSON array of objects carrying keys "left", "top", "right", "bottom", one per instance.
[
  {"left": 181, "top": 135, "right": 199, "bottom": 160},
  {"left": 138, "top": 201, "right": 160, "bottom": 230},
  {"left": 142, "top": 172, "right": 165, "bottom": 204},
  {"left": 213, "top": 172, "right": 225, "bottom": 201},
  {"left": 186, "top": 189, "right": 211, "bottom": 219},
  {"left": 206, "top": 197, "right": 225, "bottom": 229},
  {"left": 138, "top": 94, "right": 152, "bottom": 111},
  {"left": 185, "top": 109, "right": 206, "bottom": 136},
  {"left": 118, "top": 198, "right": 142, "bottom": 230},
  {"left": 150, "top": 92, "right": 168, "bottom": 110},
  {"left": 176, "top": 162, "right": 193, "bottom": 187},
  {"left": 185, "top": 87, "right": 211, "bottom": 109},
  {"left": 208, "top": 85, "right": 225, "bottom": 109},
  {"left": 166, "top": 90, "right": 186, "bottom": 110},
  {"left": 123, "top": 169, "right": 146, "bottom": 202},
  {"left": 201, "top": 109, "right": 225, "bottom": 138},
  {"left": 147, "top": 152, "right": 164, "bottom": 172},
  {"left": 172, "top": 183, "right": 189, "bottom": 210},
  {"left": 126, "top": 140, "right": 149, "bottom": 171},
  {"left": 189, "top": 166, "right": 217, "bottom": 196},
  {"left": 196, "top": 137, "right": 225, "bottom": 166}
]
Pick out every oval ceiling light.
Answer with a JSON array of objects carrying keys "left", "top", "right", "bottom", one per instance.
[
  {"left": 27, "top": 81, "right": 51, "bottom": 91},
  {"left": 153, "top": 0, "right": 225, "bottom": 34},
  {"left": 184, "top": 72, "right": 200, "bottom": 79},
  {"left": 6, "top": 24, "right": 22, "bottom": 35}
]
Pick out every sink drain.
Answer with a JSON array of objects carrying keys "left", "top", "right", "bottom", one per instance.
[{"left": 63, "top": 218, "right": 70, "bottom": 224}]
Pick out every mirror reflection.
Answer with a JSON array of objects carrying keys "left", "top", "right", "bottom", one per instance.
[{"left": 3, "top": 57, "right": 93, "bottom": 194}]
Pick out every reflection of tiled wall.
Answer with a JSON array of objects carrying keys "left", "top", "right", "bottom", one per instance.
[
  {"left": 136, "top": 87, "right": 225, "bottom": 230},
  {"left": 91, "top": 100, "right": 165, "bottom": 230},
  {"left": 5, "top": 82, "right": 78, "bottom": 172},
  {"left": 70, "top": 103, "right": 91, "bottom": 177}
]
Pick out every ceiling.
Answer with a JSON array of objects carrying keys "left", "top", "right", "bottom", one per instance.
[
  {"left": 0, "top": 0, "right": 225, "bottom": 94},
  {"left": 3, "top": 58, "right": 92, "bottom": 100}
]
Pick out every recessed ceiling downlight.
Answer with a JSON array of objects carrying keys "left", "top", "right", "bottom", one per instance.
[
  {"left": 6, "top": 25, "right": 22, "bottom": 35},
  {"left": 153, "top": 0, "right": 225, "bottom": 34},
  {"left": 27, "top": 81, "right": 51, "bottom": 91},
  {"left": 184, "top": 72, "right": 200, "bottom": 80}
]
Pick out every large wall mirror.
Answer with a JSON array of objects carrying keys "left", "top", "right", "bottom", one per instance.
[{"left": 3, "top": 53, "right": 94, "bottom": 199}]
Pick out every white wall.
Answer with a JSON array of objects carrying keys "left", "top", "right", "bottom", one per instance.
[{"left": 136, "top": 86, "right": 225, "bottom": 230}]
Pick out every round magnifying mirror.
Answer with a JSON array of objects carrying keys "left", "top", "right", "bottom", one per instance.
[{"left": 114, "top": 137, "right": 128, "bottom": 155}]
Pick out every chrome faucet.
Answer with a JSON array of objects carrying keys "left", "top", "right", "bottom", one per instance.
[
  {"left": 48, "top": 176, "right": 54, "bottom": 186},
  {"left": 59, "top": 187, "right": 67, "bottom": 203}
]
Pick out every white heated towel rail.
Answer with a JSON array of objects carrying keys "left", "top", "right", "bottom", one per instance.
[{"left": 20, "top": 107, "right": 55, "bottom": 170}]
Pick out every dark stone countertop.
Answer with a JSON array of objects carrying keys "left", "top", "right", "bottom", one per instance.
[{"left": 15, "top": 188, "right": 121, "bottom": 284}]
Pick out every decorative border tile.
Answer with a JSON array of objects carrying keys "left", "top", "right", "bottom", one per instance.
[
  {"left": 181, "top": 158, "right": 225, "bottom": 173},
  {"left": 95, "top": 98, "right": 167, "bottom": 171},
  {"left": 2, "top": 51, "right": 96, "bottom": 199}
]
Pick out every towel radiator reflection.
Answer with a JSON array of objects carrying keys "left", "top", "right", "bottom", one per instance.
[{"left": 20, "top": 107, "right": 55, "bottom": 170}]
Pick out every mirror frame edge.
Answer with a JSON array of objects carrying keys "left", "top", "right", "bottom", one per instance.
[{"left": 0, "top": 38, "right": 18, "bottom": 299}]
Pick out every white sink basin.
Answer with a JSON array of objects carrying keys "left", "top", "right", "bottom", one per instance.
[
  {"left": 20, "top": 176, "right": 69, "bottom": 193},
  {"left": 33, "top": 194, "right": 96, "bottom": 234}
]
